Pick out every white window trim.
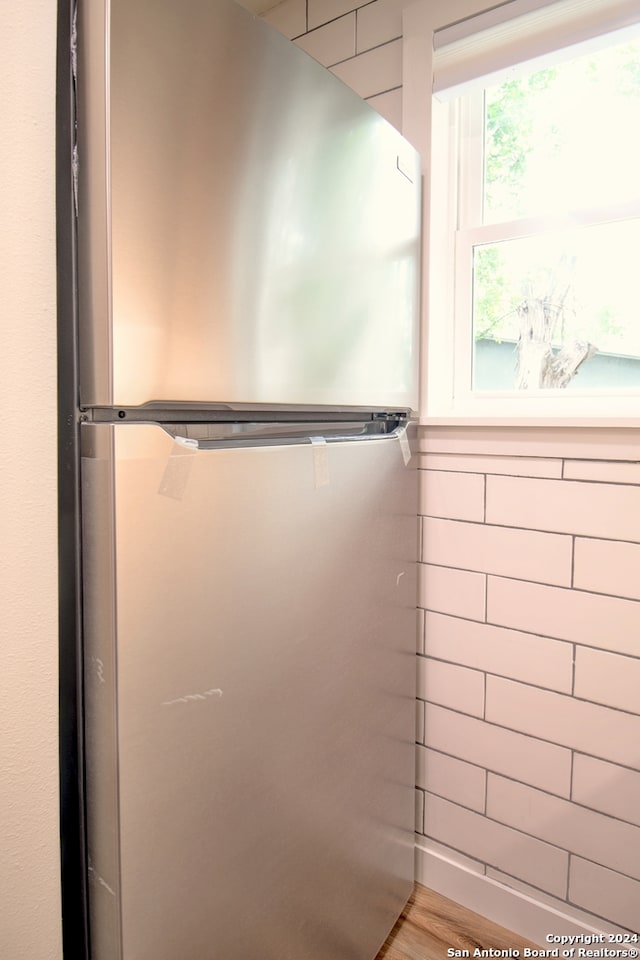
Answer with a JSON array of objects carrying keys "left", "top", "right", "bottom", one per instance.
[
  {"left": 402, "top": 0, "right": 640, "bottom": 425},
  {"left": 433, "top": 0, "right": 640, "bottom": 98}
]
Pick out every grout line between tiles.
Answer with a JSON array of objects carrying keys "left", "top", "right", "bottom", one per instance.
[
  {"left": 424, "top": 698, "right": 640, "bottom": 768},
  {"left": 425, "top": 793, "right": 640, "bottom": 886},
  {"left": 490, "top": 674, "right": 640, "bottom": 719},
  {"left": 419, "top": 651, "right": 573, "bottom": 696},
  {"left": 420, "top": 787, "right": 485, "bottom": 817},
  {"left": 419, "top": 562, "right": 640, "bottom": 605},
  {"left": 419, "top": 560, "right": 575, "bottom": 592},
  {"left": 483, "top": 671, "right": 487, "bottom": 720},
  {"left": 425, "top": 794, "right": 572, "bottom": 890},
  {"left": 418, "top": 512, "right": 640, "bottom": 550},
  {"left": 418, "top": 607, "right": 640, "bottom": 662},
  {"left": 569, "top": 750, "right": 575, "bottom": 802},
  {"left": 421, "top": 696, "right": 484, "bottom": 722},
  {"left": 483, "top": 472, "right": 487, "bottom": 523},
  {"left": 364, "top": 84, "right": 402, "bottom": 101},
  {"left": 328, "top": 33, "right": 402, "bottom": 67},
  {"left": 418, "top": 460, "right": 640, "bottom": 487},
  {"left": 421, "top": 714, "right": 640, "bottom": 786},
  {"left": 469, "top": 766, "right": 640, "bottom": 831},
  {"left": 418, "top": 741, "right": 570, "bottom": 802}
]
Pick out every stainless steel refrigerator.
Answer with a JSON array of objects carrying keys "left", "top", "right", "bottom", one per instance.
[{"left": 74, "top": 0, "right": 421, "bottom": 957}]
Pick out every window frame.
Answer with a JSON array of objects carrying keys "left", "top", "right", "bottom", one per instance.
[{"left": 403, "top": 0, "right": 640, "bottom": 424}]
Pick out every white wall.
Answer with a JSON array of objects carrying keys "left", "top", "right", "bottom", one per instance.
[{"left": 0, "top": 2, "right": 62, "bottom": 957}]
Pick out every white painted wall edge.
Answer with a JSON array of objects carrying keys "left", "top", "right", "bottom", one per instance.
[{"left": 414, "top": 840, "right": 625, "bottom": 944}]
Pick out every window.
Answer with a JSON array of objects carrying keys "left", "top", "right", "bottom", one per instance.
[{"left": 404, "top": 0, "right": 640, "bottom": 420}]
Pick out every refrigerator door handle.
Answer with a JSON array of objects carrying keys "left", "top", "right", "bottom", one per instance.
[{"left": 163, "top": 420, "right": 410, "bottom": 450}]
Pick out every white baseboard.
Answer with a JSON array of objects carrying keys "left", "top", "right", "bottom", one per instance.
[{"left": 414, "top": 840, "right": 613, "bottom": 945}]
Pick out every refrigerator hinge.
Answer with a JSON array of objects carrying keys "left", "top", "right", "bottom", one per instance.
[{"left": 372, "top": 411, "right": 410, "bottom": 422}]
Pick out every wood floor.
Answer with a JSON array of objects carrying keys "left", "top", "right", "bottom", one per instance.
[{"left": 375, "top": 884, "right": 538, "bottom": 960}]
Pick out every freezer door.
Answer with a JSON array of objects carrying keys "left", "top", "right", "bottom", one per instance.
[
  {"left": 77, "top": 0, "right": 421, "bottom": 411},
  {"left": 82, "top": 422, "right": 417, "bottom": 960}
]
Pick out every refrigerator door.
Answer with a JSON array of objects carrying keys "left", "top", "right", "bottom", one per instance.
[
  {"left": 77, "top": 0, "right": 421, "bottom": 412},
  {"left": 82, "top": 422, "right": 417, "bottom": 960}
]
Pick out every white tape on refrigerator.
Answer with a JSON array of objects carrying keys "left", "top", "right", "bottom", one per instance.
[
  {"left": 310, "top": 436, "right": 330, "bottom": 488},
  {"left": 158, "top": 437, "right": 198, "bottom": 500},
  {"left": 398, "top": 428, "right": 411, "bottom": 466}
]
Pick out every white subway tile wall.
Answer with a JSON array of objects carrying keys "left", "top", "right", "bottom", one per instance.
[
  {"left": 308, "top": 0, "right": 364, "bottom": 30},
  {"left": 420, "top": 469, "right": 485, "bottom": 520},
  {"left": 486, "top": 475, "right": 640, "bottom": 541},
  {"left": 572, "top": 755, "right": 640, "bottom": 828},
  {"left": 263, "top": 0, "right": 306, "bottom": 38},
  {"left": 295, "top": 14, "right": 355, "bottom": 66},
  {"left": 420, "top": 451, "right": 640, "bottom": 934},
  {"left": 262, "top": 1, "right": 640, "bottom": 937},
  {"left": 574, "top": 647, "right": 640, "bottom": 715},
  {"left": 363, "top": 87, "right": 402, "bottom": 129},
  {"left": 569, "top": 859, "right": 640, "bottom": 933},
  {"left": 416, "top": 605, "right": 425, "bottom": 655},
  {"left": 563, "top": 459, "right": 640, "bottom": 484},
  {"left": 422, "top": 516, "right": 573, "bottom": 585},
  {"left": 266, "top": 0, "right": 404, "bottom": 128},
  {"left": 574, "top": 537, "right": 640, "bottom": 601},
  {"left": 424, "top": 611, "right": 574, "bottom": 693},
  {"left": 356, "top": 0, "right": 404, "bottom": 52},
  {"left": 486, "top": 676, "right": 640, "bottom": 768},
  {"left": 419, "top": 562, "right": 486, "bottom": 620},
  {"left": 330, "top": 38, "right": 402, "bottom": 99},
  {"left": 420, "top": 453, "right": 563, "bottom": 479},
  {"left": 487, "top": 575, "right": 640, "bottom": 657},
  {"left": 425, "top": 701, "right": 573, "bottom": 796},
  {"left": 486, "top": 775, "right": 640, "bottom": 882},
  {"left": 425, "top": 794, "right": 570, "bottom": 898},
  {"left": 417, "top": 657, "right": 485, "bottom": 717},
  {"left": 416, "top": 745, "right": 486, "bottom": 812}
]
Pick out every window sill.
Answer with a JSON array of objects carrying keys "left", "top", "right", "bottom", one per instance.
[
  {"left": 420, "top": 416, "right": 640, "bottom": 428},
  {"left": 417, "top": 417, "right": 640, "bottom": 460}
]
